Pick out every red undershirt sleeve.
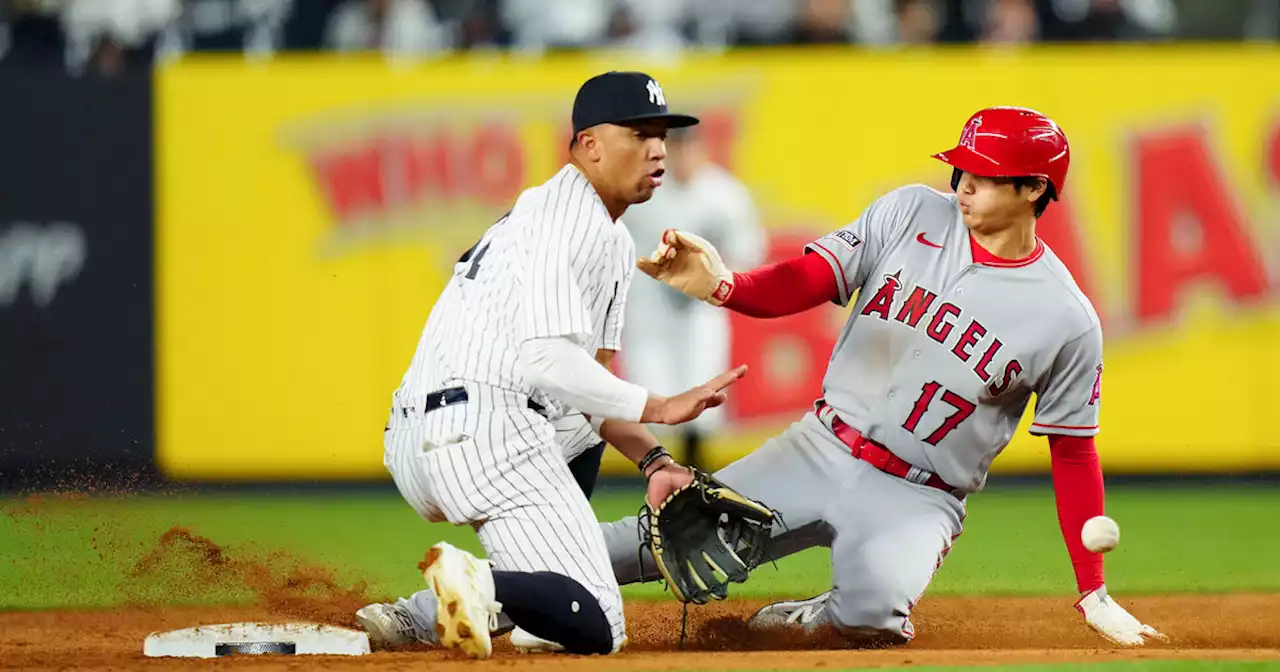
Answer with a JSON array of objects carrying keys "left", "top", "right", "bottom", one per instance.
[
  {"left": 1048, "top": 434, "right": 1106, "bottom": 593},
  {"left": 721, "top": 252, "right": 840, "bottom": 318}
]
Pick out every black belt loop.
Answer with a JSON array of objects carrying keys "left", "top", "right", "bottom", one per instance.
[
  {"left": 424, "top": 387, "right": 469, "bottom": 413},
  {"left": 417, "top": 386, "right": 549, "bottom": 418}
]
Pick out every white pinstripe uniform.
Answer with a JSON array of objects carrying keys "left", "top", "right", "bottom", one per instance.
[
  {"left": 551, "top": 410, "right": 605, "bottom": 463},
  {"left": 383, "top": 163, "right": 634, "bottom": 650}
]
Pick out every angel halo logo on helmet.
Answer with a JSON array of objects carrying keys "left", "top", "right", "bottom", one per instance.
[{"left": 932, "top": 106, "right": 1071, "bottom": 215}]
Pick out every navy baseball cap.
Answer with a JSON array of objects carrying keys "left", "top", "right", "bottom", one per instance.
[{"left": 571, "top": 71, "right": 700, "bottom": 137}]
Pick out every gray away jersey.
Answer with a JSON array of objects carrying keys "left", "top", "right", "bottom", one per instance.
[
  {"left": 392, "top": 164, "right": 635, "bottom": 417},
  {"left": 807, "top": 185, "right": 1103, "bottom": 493}
]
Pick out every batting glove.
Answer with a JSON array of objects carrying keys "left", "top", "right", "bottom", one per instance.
[
  {"left": 635, "top": 229, "right": 734, "bottom": 305},
  {"left": 1075, "top": 585, "right": 1168, "bottom": 646}
]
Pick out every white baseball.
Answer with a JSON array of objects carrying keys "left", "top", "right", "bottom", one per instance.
[{"left": 1081, "top": 515, "right": 1120, "bottom": 553}]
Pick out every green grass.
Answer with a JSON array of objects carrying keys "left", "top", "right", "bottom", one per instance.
[{"left": 2, "top": 482, "right": 1279, "bottom": 610}]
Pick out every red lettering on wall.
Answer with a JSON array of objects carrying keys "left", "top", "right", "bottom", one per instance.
[
  {"left": 308, "top": 143, "right": 386, "bottom": 223},
  {"left": 697, "top": 110, "right": 738, "bottom": 171},
  {"left": 1268, "top": 118, "right": 1280, "bottom": 187},
  {"left": 728, "top": 230, "right": 839, "bottom": 422},
  {"left": 471, "top": 124, "right": 525, "bottom": 205},
  {"left": 305, "top": 123, "right": 526, "bottom": 224},
  {"left": 403, "top": 131, "right": 457, "bottom": 202},
  {"left": 1133, "top": 128, "right": 1268, "bottom": 321}
]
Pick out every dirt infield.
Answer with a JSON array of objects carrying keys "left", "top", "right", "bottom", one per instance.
[
  {"left": 5, "top": 594, "right": 1280, "bottom": 670},
  {"left": 5, "top": 521, "right": 1279, "bottom": 669}
]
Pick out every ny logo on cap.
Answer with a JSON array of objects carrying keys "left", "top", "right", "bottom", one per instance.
[
  {"left": 959, "top": 116, "right": 982, "bottom": 149},
  {"left": 646, "top": 79, "right": 666, "bottom": 107}
]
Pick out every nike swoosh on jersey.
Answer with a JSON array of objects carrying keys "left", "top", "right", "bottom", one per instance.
[{"left": 916, "top": 232, "right": 944, "bottom": 249}]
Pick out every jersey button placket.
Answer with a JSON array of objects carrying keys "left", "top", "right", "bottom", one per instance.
[{"left": 941, "top": 265, "right": 977, "bottom": 300}]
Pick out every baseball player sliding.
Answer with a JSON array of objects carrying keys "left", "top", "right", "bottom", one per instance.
[
  {"left": 599, "top": 106, "right": 1167, "bottom": 647},
  {"left": 357, "top": 71, "right": 748, "bottom": 658}
]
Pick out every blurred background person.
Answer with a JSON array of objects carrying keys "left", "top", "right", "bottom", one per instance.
[
  {"left": 499, "top": 0, "right": 610, "bottom": 53},
  {"left": 621, "top": 127, "right": 766, "bottom": 471},
  {"left": 323, "top": 0, "right": 450, "bottom": 56},
  {"left": 786, "top": 0, "right": 855, "bottom": 44},
  {"left": 61, "top": 0, "right": 179, "bottom": 74},
  {"left": 896, "top": 0, "right": 945, "bottom": 43},
  {"left": 1041, "top": 0, "right": 1177, "bottom": 41},
  {"left": 155, "top": 0, "right": 295, "bottom": 59},
  {"left": 722, "top": 0, "right": 797, "bottom": 47},
  {"left": 608, "top": 0, "right": 688, "bottom": 54},
  {"left": 447, "top": 0, "right": 511, "bottom": 51},
  {"left": 980, "top": 0, "right": 1042, "bottom": 43}
]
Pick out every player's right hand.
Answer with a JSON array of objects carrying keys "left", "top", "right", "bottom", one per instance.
[
  {"left": 642, "top": 365, "right": 748, "bottom": 425},
  {"left": 1075, "top": 585, "right": 1168, "bottom": 646},
  {"left": 636, "top": 229, "right": 735, "bottom": 306}
]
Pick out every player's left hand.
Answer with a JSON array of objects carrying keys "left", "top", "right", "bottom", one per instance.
[
  {"left": 642, "top": 469, "right": 777, "bottom": 605},
  {"left": 1075, "top": 585, "right": 1168, "bottom": 646},
  {"left": 644, "top": 462, "right": 694, "bottom": 510}
]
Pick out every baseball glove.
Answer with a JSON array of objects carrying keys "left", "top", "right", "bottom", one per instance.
[{"left": 640, "top": 469, "right": 778, "bottom": 605}]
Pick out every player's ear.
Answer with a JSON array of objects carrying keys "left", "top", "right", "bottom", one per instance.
[
  {"left": 577, "top": 130, "right": 601, "bottom": 161},
  {"left": 1026, "top": 178, "right": 1048, "bottom": 203}
]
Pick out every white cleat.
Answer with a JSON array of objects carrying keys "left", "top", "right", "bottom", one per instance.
[
  {"left": 355, "top": 602, "right": 423, "bottom": 646},
  {"left": 510, "top": 626, "right": 565, "bottom": 654},
  {"left": 420, "top": 542, "right": 503, "bottom": 659},
  {"left": 747, "top": 591, "right": 832, "bottom": 631}
]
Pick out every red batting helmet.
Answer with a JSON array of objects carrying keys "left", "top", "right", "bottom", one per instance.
[{"left": 932, "top": 106, "right": 1070, "bottom": 199}]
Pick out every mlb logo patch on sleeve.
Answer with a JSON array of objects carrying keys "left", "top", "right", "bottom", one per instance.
[{"left": 833, "top": 230, "right": 863, "bottom": 252}]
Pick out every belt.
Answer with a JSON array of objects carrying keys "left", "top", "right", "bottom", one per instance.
[
  {"left": 404, "top": 386, "right": 547, "bottom": 417},
  {"left": 816, "top": 401, "right": 965, "bottom": 500}
]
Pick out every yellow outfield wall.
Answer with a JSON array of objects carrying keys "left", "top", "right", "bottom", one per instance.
[{"left": 156, "top": 46, "right": 1280, "bottom": 479}]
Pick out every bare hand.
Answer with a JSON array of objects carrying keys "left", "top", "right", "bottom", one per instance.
[
  {"left": 645, "top": 463, "right": 694, "bottom": 510},
  {"left": 642, "top": 365, "right": 748, "bottom": 425}
]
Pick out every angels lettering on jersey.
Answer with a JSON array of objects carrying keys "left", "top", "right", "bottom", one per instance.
[{"left": 859, "top": 269, "right": 1022, "bottom": 399}]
